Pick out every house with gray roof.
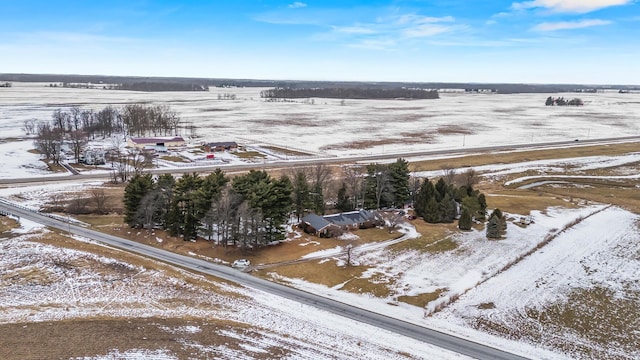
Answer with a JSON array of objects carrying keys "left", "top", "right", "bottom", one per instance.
[{"left": 300, "top": 210, "right": 380, "bottom": 237}]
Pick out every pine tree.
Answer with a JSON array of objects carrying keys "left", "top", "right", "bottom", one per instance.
[
  {"left": 388, "top": 158, "right": 410, "bottom": 207},
  {"left": 291, "top": 170, "right": 311, "bottom": 221},
  {"left": 458, "top": 208, "right": 472, "bottom": 230},
  {"left": 486, "top": 215, "right": 501, "bottom": 239},
  {"left": 415, "top": 179, "right": 435, "bottom": 219},
  {"left": 435, "top": 178, "right": 447, "bottom": 202},
  {"left": 438, "top": 193, "right": 456, "bottom": 223},
  {"left": 424, "top": 197, "right": 440, "bottom": 223},
  {"left": 336, "top": 183, "right": 352, "bottom": 212},
  {"left": 477, "top": 193, "right": 487, "bottom": 220},
  {"left": 123, "top": 173, "right": 154, "bottom": 227}
]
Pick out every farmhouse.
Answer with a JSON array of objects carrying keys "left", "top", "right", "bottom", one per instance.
[
  {"left": 204, "top": 141, "right": 238, "bottom": 152},
  {"left": 301, "top": 210, "right": 379, "bottom": 237},
  {"left": 127, "top": 136, "right": 186, "bottom": 150},
  {"left": 80, "top": 148, "right": 106, "bottom": 165}
]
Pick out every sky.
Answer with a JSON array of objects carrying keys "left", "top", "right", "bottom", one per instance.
[{"left": 1, "top": 0, "right": 639, "bottom": 84}]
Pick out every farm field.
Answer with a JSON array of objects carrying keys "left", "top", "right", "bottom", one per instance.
[{"left": 0, "top": 83, "right": 639, "bottom": 359}]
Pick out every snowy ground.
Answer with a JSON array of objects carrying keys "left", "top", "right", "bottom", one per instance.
[
  {"left": 0, "top": 219, "right": 466, "bottom": 360},
  {"left": 430, "top": 206, "right": 640, "bottom": 360},
  {"left": 2, "top": 82, "right": 640, "bottom": 179}
]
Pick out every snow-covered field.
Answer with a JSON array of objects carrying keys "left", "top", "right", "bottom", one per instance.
[
  {"left": 2, "top": 82, "right": 640, "bottom": 157},
  {"left": 431, "top": 206, "right": 640, "bottom": 360},
  {"left": 2, "top": 82, "right": 639, "bottom": 358},
  {"left": 0, "top": 219, "right": 466, "bottom": 359}
]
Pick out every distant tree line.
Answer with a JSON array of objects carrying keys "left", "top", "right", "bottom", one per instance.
[
  {"left": 0, "top": 82, "right": 11, "bottom": 87},
  {"left": 111, "top": 82, "right": 208, "bottom": 92},
  {"left": 545, "top": 97, "right": 584, "bottom": 106},
  {"left": 260, "top": 88, "right": 439, "bottom": 100}
]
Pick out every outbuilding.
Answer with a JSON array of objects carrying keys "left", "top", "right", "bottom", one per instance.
[{"left": 128, "top": 136, "right": 186, "bottom": 150}]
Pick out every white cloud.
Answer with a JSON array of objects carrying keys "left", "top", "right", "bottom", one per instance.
[
  {"left": 533, "top": 18, "right": 612, "bottom": 30},
  {"left": 403, "top": 24, "right": 460, "bottom": 38},
  {"left": 288, "top": 2, "right": 307, "bottom": 9},
  {"left": 512, "top": 0, "right": 632, "bottom": 13},
  {"left": 396, "top": 14, "right": 455, "bottom": 24}
]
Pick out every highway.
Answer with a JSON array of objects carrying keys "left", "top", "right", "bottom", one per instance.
[
  {"left": 0, "top": 200, "right": 530, "bottom": 360},
  {"left": 1, "top": 135, "right": 639, "bottom": 186}
]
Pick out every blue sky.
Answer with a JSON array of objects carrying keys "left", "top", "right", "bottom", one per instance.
[{"left": 1, "top": 0, "right": 638, "bottom": 84}]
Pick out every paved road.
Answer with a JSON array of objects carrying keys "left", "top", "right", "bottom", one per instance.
[
  {"left": 0, "top": 200, "right": 529, "bottom": 360},
  {"left": 1, "top": 135, "right": 639, "bottom": 186}
]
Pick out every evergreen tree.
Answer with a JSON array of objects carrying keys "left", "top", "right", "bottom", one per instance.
[
  {"left": 154, "top": 173, "right": 175, "bottom": 228},
  {"left": 486, "top": 215, "right": 501, "bottom": 239},
  {"left": 461, "top": 196, "right": 480, "bottom": 220},
  {"left": 435, "top": 177, "right": 448, "bottom": 202},
  {"left": 489, "top": 208, "right": 507, "bottom": 235},
  {"left": 477, "top": 193, "right": 487, "bottom": 220},
  {"left": 388, "top": 158, "right": 410, "bottom": 207},
  {"left": 438, "top": 193, "right": 456, "bottom": 223},
  {"left": 291, "top": 170, "right": 311, "bottom": 221},
  {"left": 423, "top": 197, "right": 440, "bottom": 223},
  {"left": 123, "top": 173, "right": 154, "bottom": 227},
  {"left": 458, "top": 208, "right": 472, "bottom": 230},
  {"left": 336, "top": 182, "right": 352, "bottom": 212},
  {"left": 415, "top": 179, "right": 435, "bottom": 219},
  {"left": 232, "top": 172, "right": 292, "bottom": 243},
  {"left": 172, "top": 173, "right": 205, "bottom": 240}
]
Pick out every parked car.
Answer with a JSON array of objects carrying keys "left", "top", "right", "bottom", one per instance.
[{"left": 232, "top": 259, "right": 250, "bottom": 268}]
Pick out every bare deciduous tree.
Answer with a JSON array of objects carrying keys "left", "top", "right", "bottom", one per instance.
[
  {"left": 23, "top": 119, "right": 36, "bottom": 135},
  {"left": 459, "top": 168, "right": 479, "bottom": 189},
  {"left": 441, "top": 165, "right": 457, "bottom": 185},
  {"left": 343, "top": 166, "right": 364, "bottom": 209},
  {"left": 90, "top": 188, "right": 109, "bottom": 214}
]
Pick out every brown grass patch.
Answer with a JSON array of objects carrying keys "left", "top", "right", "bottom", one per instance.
[
  {"left": 0, "top": 317, "right": 288, "bottom": 360},
  {"left": 436, "top": 125, "right": 474, "bottom": 135},
  {"left": 391, "top": 221, "right": 457, "bottom": 253},
  {"left": 321, "top": 137, "right": 434, "bottom": 151},
  {"left": 535, "top": 184, "right": 640, "bottom": 214},
  {"left": 340, "top": 274, "right": 393, "bottom": 298},
  {"left": 398, "top": 289, "right": 445, "bottom": 307},
  {"left": 261, "top": 145, "right": 314, "bottom": 157},
  {"left": 265, "top": 260, "right": 367, "bottom": 287},
  {"left": 160, "top": 155, "right": 190, "bottom": 163},
  {"left": 235, "top": 151, "right": 266, "bottom": 159},
  {"left": 0, "top": 216, "right": 20, "bottom": 233},
  {"left": 409, "top": 141, "right": 640, "bottom": 172},
  {"left": 486, "top": 190, "right": 577, "bottom": 215}
]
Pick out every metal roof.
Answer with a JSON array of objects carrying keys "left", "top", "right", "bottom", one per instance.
[
  {"left": 130, "top": 136, "right": 185, "bottom": 144},
  {"left": 302, "top": 213, "right": 332, "bottom": 232},
  {"left": 302, "top": 210, "right": 376, "bottom": 231}
]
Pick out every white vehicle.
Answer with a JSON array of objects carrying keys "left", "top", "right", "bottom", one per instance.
[{"left": 232, "top": 259, "right": 250, "bottom": 268}]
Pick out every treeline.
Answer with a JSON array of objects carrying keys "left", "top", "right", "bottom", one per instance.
[
  {"left": 545, "top": 96, "right": 584, "bottom": 106},
  {"left": 260, "top": 87, "right": 439, "bottom": 100},
  {"left": 112, "top": 82, "right": 208, "bottom": 92},
  {"left": 26, "top": 104, "right": 180, "bottom": 139},
  {"left": 124, "top": 170, "right": 292, "bottom": 248},
  {"left": 0, "top": 82, "right": 11, "bottom": 87}
]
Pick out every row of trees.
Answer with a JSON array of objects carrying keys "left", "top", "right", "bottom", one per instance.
[
  {"left": 260, "top": 87, "right": 439, "bottom": 100},
  {"left": 26, "top": 104, "right": 181, "bottom": 141},
  {"left": 112, "top": 82, "right": 208, "bottom": 92},
  {"left": 545, "top": 96, "right": 584, "bottom": 106},
  {"left": 124, "top": 170, "right": 293, "bottom": 247},
  {"left": 28, "top": 104, "right": 180, "bottom": 167}
]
